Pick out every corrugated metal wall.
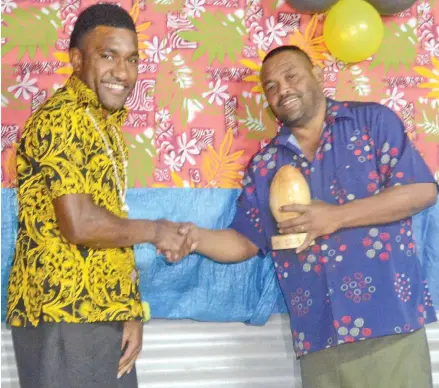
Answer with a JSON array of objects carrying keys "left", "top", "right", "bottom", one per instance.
[{"left": 2, "top": 315, "right": 439, "bottom": 387}]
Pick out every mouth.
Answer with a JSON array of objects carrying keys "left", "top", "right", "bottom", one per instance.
[
  {"left": 102, "top": 82, "right": 127, "bottom": 95},
  {"left": 279, "top": 95, "right": 300, "bottom": 108}
]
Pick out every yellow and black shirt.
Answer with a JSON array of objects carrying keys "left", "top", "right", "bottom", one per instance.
[{"left": 7, "top": 75, "right": 147, "bottom": 327}]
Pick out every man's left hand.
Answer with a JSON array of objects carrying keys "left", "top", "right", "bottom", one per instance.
[
  {"left": 118, "top": 320, "right": 143, "bottom": 379},
  {"left": 278, "top": 200, "right": 342, "bottom": 254}
]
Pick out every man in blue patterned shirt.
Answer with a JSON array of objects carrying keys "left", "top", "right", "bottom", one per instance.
[{"left": 174, "top": 45, "right": 438, "bottom": 387}]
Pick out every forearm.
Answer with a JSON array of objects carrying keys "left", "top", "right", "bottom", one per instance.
[
  {"left": 194, "top": 228, "right": 258, "bottom": 263},
  {"left": 68, "top": 205, "right": 157, "bottom": 249},
  {"left": 337, "top": 183, "right": 437, "bottom": 230},
  {"left": 53, "top": 194, "right": 158, "bottom": 249}
]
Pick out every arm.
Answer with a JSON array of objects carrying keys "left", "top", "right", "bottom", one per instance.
[
  {"left": 53, "top": 194, "right": 188, "bottom": 256},
  {"left": 336, "top": 183, "right": 437, "bottom": 229},
  {"left": 30, "top": 113, "right": 188, "bottom": 258},
  {"left": 279, "top": 105, "right": 438, "bottom": 253},
  {"left": 170, "top": 166, "right": 267, "bottom": 264},
  {"left": 279, "top": 183, "right": 437, "bottom": 253},
  {"left": 336, "top": 106, "right": 439, "bottom": 226},
  {"left": 182, "top": 227, "right": 258, "bottom": 264}
]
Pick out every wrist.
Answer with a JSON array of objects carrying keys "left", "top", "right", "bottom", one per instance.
[
  {"left": 331, "top": 204, "right": 346, "bottom": 232},
  {"left": 144, "top": 220, "right": 160, "bottom": 245},
  {"left": 190, "top": 224, "right": 201, "bottom": 249}
]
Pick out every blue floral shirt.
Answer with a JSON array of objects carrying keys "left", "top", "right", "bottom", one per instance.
[{"left": 230, "top": 99, "right": 438, "bottom": 357}]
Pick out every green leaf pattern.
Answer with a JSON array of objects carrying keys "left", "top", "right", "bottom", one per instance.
[
  {"left": 124, "top": 131, "right": 157, "bottom": 187},
  {"left": 177, "top": 11, "right": 246, "bottom": 65},
  {"left": 2, "top": 5, "right": 61, "bottom": 60},
  {"left": 369, "top": 21, "right": 417, "bottom": 73}
]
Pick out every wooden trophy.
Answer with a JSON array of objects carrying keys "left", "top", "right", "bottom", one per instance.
[{"left": 269, "top": 165, "right": 311, "bottom": 250}]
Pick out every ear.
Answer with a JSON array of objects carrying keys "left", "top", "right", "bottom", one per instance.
[
  {"left": 311, "top": 65, "right": 324, "bottom": 86},
  {"left": 69, "top": 48, "right": 82, "bottom": 74}
]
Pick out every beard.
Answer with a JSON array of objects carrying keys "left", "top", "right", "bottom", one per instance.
[
  {"left": 279, "top": 109, "right": 306, "bottom": 127},
  {"left": 276, "top": 99, "right": 308, "bottom": 127},
  {"left": 276, "top": 90, "right": 323, "bottom": 128}
]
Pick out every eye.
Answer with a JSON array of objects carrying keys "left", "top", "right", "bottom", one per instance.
[
  {"left": 101, "top": 53, "right": 114, "bottom": 60},
  {"left": 287, "top": 74, "right": 296, "bottom": 80},
  {"left": 128, "top": 57, "right": 139, "bottom": 64},
  {"left": 266, "top": 84, "right": 275, "bottom": 91}
]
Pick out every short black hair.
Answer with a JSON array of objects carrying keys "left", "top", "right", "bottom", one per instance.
[
  {"left": 69, "top": 3, "right": 136, "bottom": 50},
  {"left": 262, "top": 45, "right": 313, "bottom": 66}
]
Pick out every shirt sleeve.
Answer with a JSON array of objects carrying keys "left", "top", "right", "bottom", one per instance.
[
  {"left": 25, "top": 112, "right": 91, "bottom": 200},
  {"left": 229, "top": 168, "right": 270, "bottom": 254},
  {"left": 374, "top": 105, "right": 438, "bottom": 189}
]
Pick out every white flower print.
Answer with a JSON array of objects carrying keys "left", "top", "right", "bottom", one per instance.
[
  {"left": 323, "top": 53, "right": 346, "bottom": 73},
  {"left": 265, "top": 16, "right": 286, "bottom": 46},
  {"left": 380, "top": 87, "right": 407, "bottom": 112},
  {"left": 184, "top": 0, "right": 206, "bottom": 18},
  {"left": 252, "top": 31, "right": 270, "bottom": 51},
  {"left": 202, "top": 79, "right": 230, "bottom": 105},
  {"left": 7, "top": 72, "right": 38, "bottom": 100},
  {"left": 177, "top": 132, "right": 200, "bottom": 165},
  {"left": 155, "top": 109, "right": 171, "bottom": 124},
  {"left": 417, "top": 2, "right": 431, "bottom": 14},
  {"left": 1, "top": 0, "right": 17, "bottom": 14},
  {"left": 424, "top": 38, "right": 439, "bottom": 58},
  {"left": 164, "top": 151, "right": 183, "bottom": 172},
  {"left": 146, "top": 37, "right": 171, "bottom": 64}
]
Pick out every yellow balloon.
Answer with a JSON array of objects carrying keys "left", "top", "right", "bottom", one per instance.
[{"left": 323, "top": 0, "right": 384, "bottom": 63}]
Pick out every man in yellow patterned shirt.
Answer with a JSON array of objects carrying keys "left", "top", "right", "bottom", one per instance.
[{"left": 7, "top": 4, "right": 192, "bottom": 388}]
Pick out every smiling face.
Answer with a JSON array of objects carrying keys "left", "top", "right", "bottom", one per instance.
[
  {"left": 261, "top": 50, "right": 325, "bottom": 128},
  {"left": 70, "top": 26, "right": 139, "bottom": 112}
]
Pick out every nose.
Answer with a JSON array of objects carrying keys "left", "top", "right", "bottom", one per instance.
[
  {"left": 110, "top": 59, "right": 128, "bottom": 82},
  {"left": 278, "top": 81, "right": 291, "bottom": 97}
]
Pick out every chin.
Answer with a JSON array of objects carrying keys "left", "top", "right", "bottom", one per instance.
[
  {"left": 101, "top": 100, "right": 125, "bottom": 112},
  {"left": 281, "top": 114, "right": 303, "bottom": 127},
  {"left": 98, "top": 91, "right": 128, "bottom": 112}
]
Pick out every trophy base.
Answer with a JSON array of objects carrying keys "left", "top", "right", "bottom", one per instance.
[{"left": 272, "top": 233, "right": 308, "bottom": 250}]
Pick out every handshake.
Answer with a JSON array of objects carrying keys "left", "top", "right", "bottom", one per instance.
[{"left": 152, "top": 219, "right": 200, "bottom": 263}]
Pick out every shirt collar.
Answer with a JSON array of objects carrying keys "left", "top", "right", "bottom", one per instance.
[
  {"left": 276, "top": 98, "right": 354, "bottom": 147},
  {"left": 65, "top": 74, "right": 128, "bottom": 126}
]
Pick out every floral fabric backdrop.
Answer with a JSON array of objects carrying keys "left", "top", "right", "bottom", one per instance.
[{"left": 1, "top": 0, "right": 438, "bottom": 189}]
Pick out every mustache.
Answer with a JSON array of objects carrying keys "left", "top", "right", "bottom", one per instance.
[{"left": 278, "top": 94, "right": 300, "bottom": 108}]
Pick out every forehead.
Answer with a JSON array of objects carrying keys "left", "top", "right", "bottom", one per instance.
[
  {"left": 261, "top": 51, "right": 311, "bottom": 81},
  {"left": 82, "top": 26, "right": 138, "bottom": 52}
]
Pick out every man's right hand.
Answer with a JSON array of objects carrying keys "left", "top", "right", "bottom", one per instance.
[
  {"left": 156, "top": 222, "right": 258, "bottom": 265},
  {"left": 153, "top": 220, "right": 196, "bottom": 262}
]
